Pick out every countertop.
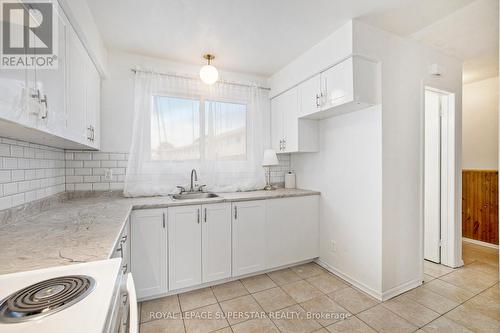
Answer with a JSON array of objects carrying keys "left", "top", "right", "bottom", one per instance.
[{"left": 0, "top": 188, "right": 319, "bottom": 275}]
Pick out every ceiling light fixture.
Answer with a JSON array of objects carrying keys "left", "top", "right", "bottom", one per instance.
[{"left": 199, "top": 54, "right": 219, "bottom": 85}]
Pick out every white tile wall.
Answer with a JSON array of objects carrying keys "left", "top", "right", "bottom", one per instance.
[
  {"left": 0, "top": 137, "right": 65, "bottom": 210},
  {"left": 65, "top": 151, "right": 291, "bottom": 191}
]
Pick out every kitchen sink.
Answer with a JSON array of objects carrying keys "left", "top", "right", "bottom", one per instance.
[{"left": 171, "top": 192, "right": 219, "bottom": 200}]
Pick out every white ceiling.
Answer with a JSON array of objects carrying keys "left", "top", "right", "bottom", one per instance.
[
  {"left": 86, "top": 0, "right": 414, "bottom": 76},
  {"left": 361, "top": 0, "right": 499, "bottom": 83},
  {"left": 87, "top": 0, "right": 498, "bottom": 82}
]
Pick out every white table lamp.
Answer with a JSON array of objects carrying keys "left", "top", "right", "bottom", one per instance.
[{"left": 262, "top": 149, "right": 279, "bottom": 190}]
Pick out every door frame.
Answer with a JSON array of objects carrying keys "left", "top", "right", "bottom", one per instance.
[{"left": 421, "top": 86, "right": 462, "bottom": 268}]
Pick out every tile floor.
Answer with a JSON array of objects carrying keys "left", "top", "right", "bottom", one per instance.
[{"left": 138, "top": 242, "right": 499, "bottom": 333}]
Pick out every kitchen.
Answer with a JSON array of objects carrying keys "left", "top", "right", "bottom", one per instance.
[{"left": 0, "top": 1, "right": 499, "bottom": 333}]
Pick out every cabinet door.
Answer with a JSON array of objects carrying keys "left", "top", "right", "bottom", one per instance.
[
  {"left": 232, "top": 200, "right": 267, "bottom": 276},
  {"left": 168, "top": 205, "right": 202, "bottom": 290},
  {"left": 267, "top": 196, "right": 319, "bottom": 269},
  {"left": 131, "top": 209, "right": 167, "bottom": 300},
  {"left": 298, "top": 74, "right": 321, "bottom": 118},
  {"left": 34, "top": 6, "right": 68, "bottom": 135},
  {"left": 66, "top": 27, "right": 87, "bottom": 143},
  {"left": 321, "top": 58, "right": 354, "bottom": 110},
  {"left": 85, "top": 58, "right": 100, "bottom": 148},
  {"left": 282, "top": 87, "right": 299, "bottom": 153},
  {"left": 270, "top": 97, "right": 284, "bottom": 152},
  {"left": 202, "top": 203, "right": 232, "bottom": 283}
]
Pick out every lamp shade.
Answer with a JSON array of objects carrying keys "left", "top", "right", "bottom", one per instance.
[{"left": 262, "top": 149, "right": 279, "bottom": 166}]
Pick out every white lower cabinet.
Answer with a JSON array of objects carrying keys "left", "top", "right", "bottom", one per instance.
[
  {"left": 202, "top": 203, "right": 232, "bottom": 283},
  {"left": 168, "top": 205, "right": 202, "bottom": 290},
  {"left": 131, "top": 209, "right": 167, "bottom": 300},
  {"left": 267, "top": 196, "right": 319, "bottom": 268},
  {"left": 232, "top": 200, "right": 267, "bottom": 276}
]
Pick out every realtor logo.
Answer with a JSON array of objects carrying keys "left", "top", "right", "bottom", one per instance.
[{"left": 1, "top": 0, "right": 58, "bottom": 69}]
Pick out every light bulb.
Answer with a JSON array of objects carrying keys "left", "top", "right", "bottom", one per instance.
[{"left": 199, "top": 64, "right": 219, "bottom": 85}]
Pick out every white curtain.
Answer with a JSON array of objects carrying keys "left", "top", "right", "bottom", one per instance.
[{"left": 124, "top": 71, "right": 267, "bottom": 197}]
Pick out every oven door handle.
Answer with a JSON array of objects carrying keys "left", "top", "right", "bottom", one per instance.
[{"left": 126, "top": 273, "right": 138, "bottom": 333}]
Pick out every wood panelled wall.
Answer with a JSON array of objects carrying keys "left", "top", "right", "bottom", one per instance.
[{"left": 462, "top": 170, "right": 498, "bottom": 245}]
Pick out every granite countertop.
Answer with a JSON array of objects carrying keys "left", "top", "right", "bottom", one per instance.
[{"left": 0, "top": 188, "right": 319, "bottom": 275}]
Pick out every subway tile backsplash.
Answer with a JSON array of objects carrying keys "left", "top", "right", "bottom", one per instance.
[
  {"left": 0, "top": 138, "right": 65, "bottom": 210},
  {"left": 0, "top": 135, "right": 291, "bottom": 210}
]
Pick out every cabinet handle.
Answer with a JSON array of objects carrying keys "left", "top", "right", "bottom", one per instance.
[
  {"left": 283, "top": 139, "right": 286, "bottom": 150},
  {"left": 162, "top": 212, "right": 165, "bottom": 228},
  {"left": 122, "top": 264, "right": 128, "bottom": 274},
  {"left": 197, "top": 208, "right": 200, "bottom": 224},
  {"left": 234, "top": 206, "right": 237, "bottom": 219},
  {"left": 116, "top": 245, "right": 123, "bottom": 258},
  {"left": 40, "top": 94, "right": 48, "bottom": 117},
  {"left": 31, "top": 89, "right": 40, "bottom": 101},
  {"left": 120, "top": 235, "right": 127, "bottom": 244},
  {"left": 315, "top": 94, "right": 320, "bottom": 107},
  {"left": 204, "top": 207, "right": 207, "bottom": 223}
]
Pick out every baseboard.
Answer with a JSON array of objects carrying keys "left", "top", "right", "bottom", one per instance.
[
  {"left": 462, "top": 237, "right": 499, "bottom": 249},
  {"left": 381, "top": 278, "right": 422, "bottom": 301},
  {"left": 315, "top": 259, "right": 383, "bottom": 301}
]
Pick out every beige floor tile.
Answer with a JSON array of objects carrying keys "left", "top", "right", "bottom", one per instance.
[
  {"left": 183, "top": 303, "right": 229, "bottom": 333},
  {"left": 211, "top": 328, "right": 232, "bottom": 333},
  {"left": 463, "top": 294, "right": 500, "bottom": 321},
  {"left": 241, "top": 274, "right": 277, "bottom": 293},
  {"left": 328, "top": 287, "right": 378, "bottom": 314},
  {"left": 291, "top": 262, "right": 325, "bottom": 279},
  {"left": 421, "top": 279, "right": 475, "bottom": 303},
  {"left": 439, "top": 267, "right": 498, "bottom": 293},
  {"left": 253, "top": 287, "right": 296, "bottom": 312},
  {"left": 270, "top": 304, "right": 322, "bottom": 333},
  {"left": 312, "top": 329, "right": 329, "bottom": 333},
  {"left": 179, "top": 287, "right": 218, "bottom": 312},
  {"left": 405, "top": 286, "right": 459, "bottom": 314},
  {"left": 282, "top": 280, "right": 324, "bottom": 303},
  {"left": 423, "top": 274, "right": 435, "bottom": 283},
  {"left": 219, "top": 294, "right": 264, "bottom": 325},
  {"left": 357, "top": 305, "right": 417, "bottom": 333},
  {"left": 306, "top": 273, "right": 349, "bottom": 294},
  {"left": 424, "top": 261, "right": 454, "bottom": 278},
  {"left": 326, "top": 317, "right": 376, "bottom": 333},
  {"left": 466, "top": 261, "right": 499, "bottom": 277},
  {"left": 212, "top": 280, "right": 249, "bottom": 302},
  {"left": 267, "top": 268, "right": 303, "bottom": 286},
  {"left": 231, "top": 316, "right": 280, "bottom": 333},
  {"left": 140, "top": 295, "right": 181, "bottom": 323},
  {"left": 422, "top": 316, "right": 474, "bottom": 333},
  {"left": 481, "top": 283, "right": 500, "bottom": 301},
  {"left": 300, "top": 295, "right": 350, "bottom": 326},
  {"left": 382, "top": 294, "right": 440, "bottom": 327},
  {"left": 140, "top": 318, "right": 185, "bottom": 333},
  {"left": 445, "top": 304, "right": 500, "bottom": 333}
]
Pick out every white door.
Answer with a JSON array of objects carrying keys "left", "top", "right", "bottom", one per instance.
[
  {"left": 202, "top": 203, "right": 232, "bottom": 283},
  {"left": 267, "top": 196, "right": 319, "bottom": 268},
  {"left": 299, "top": 74, "right": 321, "bottom": 118},
  {"left": 424, "top": 89, "right": 445, "bottom": 263},
  {"left": 131, "top": 209, "right": 167, "bottom": 299},
  {"left": 232, "top": 200, "right": 267, "bottom": 276},
  {"left": 320, "top": 57, "right": 353, "bottom": 110},
  {"left": 66, "top": 27, "right": 87, "bottom": 143},
  {"left": 270, "top": 97, "right": 284, "bottom": 152},
  {"left": 168, "top": 205, "right": 202, "bottom": 290}
]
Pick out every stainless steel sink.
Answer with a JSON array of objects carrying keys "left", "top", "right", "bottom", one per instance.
[{"left": 171, "top": 192, "right": 219, "bottom": 200}]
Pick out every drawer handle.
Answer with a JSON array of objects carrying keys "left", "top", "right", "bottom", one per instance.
[{"left": 122, "top": 264, "right": 128, "bottom": 273}]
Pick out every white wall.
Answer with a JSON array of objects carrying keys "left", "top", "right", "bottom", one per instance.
[
  {"left": 462, "top": 76, "right": 499, "bottom": 170},
  {"left": 292, "top": 107, "right": 383, "bottom": 296},
  {"left": 353, "top": 21, "right": 463, "bottom": 296},
  {"left": 100, "top": 50, "right": 269, "bottom": 153}
]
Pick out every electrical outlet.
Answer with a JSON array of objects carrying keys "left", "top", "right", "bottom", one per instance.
[
  {"left": 331, "top": 240, "right": 337, "bottom": 253},
  {"left": 104, "top": 169, "right": 113, "bottom": 181}
]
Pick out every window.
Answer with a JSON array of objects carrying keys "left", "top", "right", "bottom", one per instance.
[{"left": 151, "top": 96, "right": 247, "bottom": 161}]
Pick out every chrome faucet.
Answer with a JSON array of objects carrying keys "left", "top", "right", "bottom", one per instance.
[{"left": 190, "top": 169, "right": 198, "bottom": 192}]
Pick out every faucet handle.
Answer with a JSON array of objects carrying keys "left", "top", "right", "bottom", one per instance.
[
  {"left": 198, "top": 185, "right": 207, "bottom": 192},
  {"left": 176, "top": 186, "right": 186, "bottom": 193}
]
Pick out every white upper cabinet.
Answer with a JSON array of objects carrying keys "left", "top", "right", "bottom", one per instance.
[
  {"left": 0, "top": 3, "right": 100, "bottom": 150},
  {"left": 270, "top": 86, "right": 318, "bottom": 154},
  {"left": 298, "top": 74, "right": 322, "bottom": 118}
]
